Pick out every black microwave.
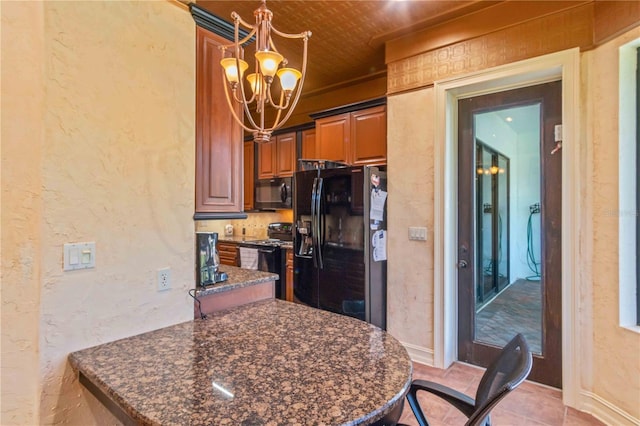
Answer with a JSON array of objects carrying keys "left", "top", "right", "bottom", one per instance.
[{"left": 254, "top": 177, "right": 292, "bottom": 210}]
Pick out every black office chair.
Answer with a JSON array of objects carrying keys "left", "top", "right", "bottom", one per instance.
[{"left": 403, "top": 333, "right": 532, "bottom": 426}]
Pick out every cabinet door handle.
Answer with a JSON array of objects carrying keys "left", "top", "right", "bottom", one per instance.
[{"left": 457, "top": 260, "right": 468, "bottom": 269}]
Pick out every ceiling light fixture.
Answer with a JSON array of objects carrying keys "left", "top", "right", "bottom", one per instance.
[{"left": 219, "top": 0, "right": 311, "bottom": 144}]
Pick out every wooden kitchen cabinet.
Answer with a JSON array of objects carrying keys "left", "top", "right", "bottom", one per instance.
[
  {"left": 315, "top": 113, "right": 350, "bottom": 163},
  {"left": 257, "top": 140, "right": 276, "bottom": 179},
  {"left": 244, "top": 141, "right": 254, "bottom": 211},
  {"left": 313, "top": 101, "right": 387, "bottom": 166},
  {"left": 275, "top": 132, "right": 296, "bottom": 177},
  {"left": 301, "top": 128, "right": 316, "bottom": 160},
  {"left": 285, "top": 248, "right": 294, "bottom": 302},
  {"left": 350, "top": 105, "right": 386, "bottom": 165},
  {"left": 195, "top": 26, "right": 244, "bottom": 217},
  {"left": 217, "top": 241, "right": 239, "bottom": 266},
  {"left": 257, "top": 132, "right": 296, "bottom": 178}
]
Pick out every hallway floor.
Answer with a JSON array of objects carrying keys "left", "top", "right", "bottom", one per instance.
[
  {"left": 476, "top": 278, "right": 542, "bottom": 353},
  {"left": 398, "top": 362, "right": 605, "bottom": 426}
]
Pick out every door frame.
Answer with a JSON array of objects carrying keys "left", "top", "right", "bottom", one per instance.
[{"left": 433, "top": 48, "right": 581, "bottom": 406}]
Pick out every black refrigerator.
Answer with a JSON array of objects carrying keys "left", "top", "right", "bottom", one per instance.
[{"left": 293, "top": 164, "right": 388, "bottom": 329}]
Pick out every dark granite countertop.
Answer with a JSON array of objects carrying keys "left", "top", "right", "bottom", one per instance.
[
  {"left": 196, "top": 265, "right": 278, "bottom": 297},
  {"left": 69, "top": 299, "right": 412, "bottom": 425}
]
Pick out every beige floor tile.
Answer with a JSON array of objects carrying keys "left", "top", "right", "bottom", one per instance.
[{"left": 400, "top": 362, "right": 603, "bottom": 426}]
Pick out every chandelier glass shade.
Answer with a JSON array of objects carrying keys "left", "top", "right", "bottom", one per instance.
[{"left": 219, "top": 1, "right": 311, "bottom": 143}]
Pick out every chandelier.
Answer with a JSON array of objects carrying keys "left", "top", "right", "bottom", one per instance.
[{"left": 219, "top": 1, "right": 311, "bottom": 144}]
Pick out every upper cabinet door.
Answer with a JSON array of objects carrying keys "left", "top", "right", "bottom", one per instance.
[
  {"left": 275, "top": 132, "right": 296, "bottom": 177},
  {"left": 257, "top": 140, "right": 276, "bottom": 179},
  {"left": 257, "top": 132, "right": 296, "bottom": 178},
  {"left": 312, "top": 102, "right": 387, "bottom": 166},
  {"left": 351, "top": 105, "right": 387, "bottom": 166},
  {"left": 316, "top": 112, "right": 351, "bottom": 163},
  {"left": 301, "top": 128, "right": 316, "bottom": 160},
  {"left": 195, "top": 27, "right": 244, "bottom": 215}
]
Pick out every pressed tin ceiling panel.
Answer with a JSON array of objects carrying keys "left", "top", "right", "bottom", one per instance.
[{"left": 196, "top": 0, "right": 502, "bottom": 94}]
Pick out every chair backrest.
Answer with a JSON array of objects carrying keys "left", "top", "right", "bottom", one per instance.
[{"left": 467, "top": 333, "right": 533, "bottom": 426}]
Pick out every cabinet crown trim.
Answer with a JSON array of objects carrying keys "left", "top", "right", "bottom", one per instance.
[
  {"left": 309, "top": 97, "right": 386, "bottom": 120},
  {"left": 190, "top": 4, "right": 251, "bottom": 42}
]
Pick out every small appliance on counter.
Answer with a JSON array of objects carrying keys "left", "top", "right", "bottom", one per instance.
[
  {"left": 196, "top": 232, "right": 228, "bottom": 287},
  {"left": 237, "top": 222, "right": 293, "bottom": 299}
]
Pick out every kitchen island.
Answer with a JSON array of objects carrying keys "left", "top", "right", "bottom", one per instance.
[
  {"left": 194, "top": 264, "right": 278, "bottom": 318},
  {"left": 69, "top": 299, "right": 412, "bottom": 425}
]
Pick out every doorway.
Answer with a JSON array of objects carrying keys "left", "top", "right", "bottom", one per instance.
[{"left": 457, "top": 81, "right": 562, "bottom": 388}]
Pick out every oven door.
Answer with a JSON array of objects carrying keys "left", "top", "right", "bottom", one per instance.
[
  {"left": 254, "top": 177, "right": 292, "bottom": 210},
  {"left": 237, "top": 243, "right": 284, "bottom": 299}
]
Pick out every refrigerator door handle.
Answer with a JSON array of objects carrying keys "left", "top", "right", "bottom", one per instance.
[
  {"left": 316, "top": 177, "right": 324, "bottom": 269},
  {"left": 311, "top": 177, "right": 319, "bottom": 268}
]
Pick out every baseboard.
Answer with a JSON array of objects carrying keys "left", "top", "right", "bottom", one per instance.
[
  {"left": 579, "top": 390, "right": 640, "bottom": 426},
  {"left": 400, "top": 341, "right": 435, "bottom": 366}
]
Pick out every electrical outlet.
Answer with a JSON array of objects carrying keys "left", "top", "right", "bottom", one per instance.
[{"left": 157, "top": 267, "right": 171, "bottom": 291}]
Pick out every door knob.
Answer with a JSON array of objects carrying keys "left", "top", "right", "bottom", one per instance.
[{"left": 458, "top": 260, "right": 468, "bottom": 268}]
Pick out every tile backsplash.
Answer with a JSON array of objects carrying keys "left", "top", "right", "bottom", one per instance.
[{"left": 195, "top": 210, "right": 293, "bottom": 239}]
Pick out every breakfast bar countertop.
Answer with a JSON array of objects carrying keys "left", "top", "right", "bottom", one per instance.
[
  {"left": 68, "top": 299, "right": 412, "bottom": 425},
  {"left": 195, "top": 264, "right": 278, "bottom": 298}
]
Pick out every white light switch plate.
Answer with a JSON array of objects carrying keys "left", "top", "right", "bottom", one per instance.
[
  {"left": 64, "top": 242, "right": 96, "bottom": 271},
  {"left": 408, "top": 226, "right": 427, "bottom": 241}
]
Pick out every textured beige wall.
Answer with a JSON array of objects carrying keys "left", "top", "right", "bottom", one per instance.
[
  {"left": 1, "top": 1, "right": 195, "bottom": 424},
  {"left": 386, "top": 89, "right": 434, "bottom": 351},
  {"left": 385, "top": 25, "right": 640, "bottom": 421},
  {"left": 1, "top": 2, "right": 45, "bottom": 424},
  {"left": 585, "top": 26, "right": 640, "bottom": 419}
]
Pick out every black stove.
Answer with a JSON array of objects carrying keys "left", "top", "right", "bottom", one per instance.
[
  {"left": 243, "top": 222, "right": 293, "bottom": 247},
  {"left": 237, "top": 223, "right": 293, "bottom": 300}
]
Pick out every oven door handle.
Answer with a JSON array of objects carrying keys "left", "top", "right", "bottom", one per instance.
[{"left": 257, "top": 248, "right": 276, "bottom": 254}]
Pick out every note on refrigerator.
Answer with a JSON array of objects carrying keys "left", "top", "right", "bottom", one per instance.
[
  {"left": 372, "top": 230, "right": 387, "bottom": 262},
  {"left": 370, "top": 189, "right": 387, "bottom": 221}
]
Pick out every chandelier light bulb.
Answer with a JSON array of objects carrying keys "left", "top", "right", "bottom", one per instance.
[
  {"left": 255, "top": 51, "right": 284, "bottom": 78},
  {"left": 220, "top": 58, "right": 248, "bottom": 84},
  {"left": 277, "top": 68, "right": 302, "bottom": 92},
  {"left": 246, "top": 73, "right": 265, "bottom": 97}
]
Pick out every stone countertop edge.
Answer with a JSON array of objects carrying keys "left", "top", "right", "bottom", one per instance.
[
  {"left": 195, "top": 264, "right": 278, "bottom": 297},
  {"left": 68, "top": 299, "right": 413, "bottom": 425}
]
